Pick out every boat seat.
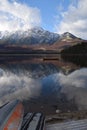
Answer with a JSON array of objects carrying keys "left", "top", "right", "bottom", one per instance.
[{"left": 21, "top": 113, "right": 45, "bottom": 130}]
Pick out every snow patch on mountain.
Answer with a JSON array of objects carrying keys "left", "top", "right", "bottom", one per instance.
[
  {"left": 0, "top": 27, "right": 80, "bottom": 46},
  {"left": 0, "top": 27, "right": 60, "bottom": 45}
]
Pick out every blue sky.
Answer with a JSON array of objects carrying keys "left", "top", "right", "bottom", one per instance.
[
  {"left": 21, "top": 0, "right": 72, "bottom": 32},
  {"left": 0, "top": 0, "right": 87, "bottom": 39}
]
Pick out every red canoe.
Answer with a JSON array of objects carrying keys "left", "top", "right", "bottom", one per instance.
[
  {"left": 0, "top": 100, "right": 24, "bottom": 130},
  {"left": 0, "top": 100, "right": 45, "bottom": 130}
]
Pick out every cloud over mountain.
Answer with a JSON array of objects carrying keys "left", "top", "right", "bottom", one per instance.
[
  {"left": 0, "top": 0, "right": 41, "bottom": 32},
  {"left": 55, "top": 0, "right": 87, "bottom": 39}
]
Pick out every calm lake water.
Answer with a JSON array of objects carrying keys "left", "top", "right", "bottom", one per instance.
[{"left": 0, "top": 55, "right": 87, "bottom": 115}]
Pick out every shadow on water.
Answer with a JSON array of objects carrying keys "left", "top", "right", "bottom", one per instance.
[
  {"left": 0, "top": 55, "right": 87, "bottom": 115},
  {"left": 61, "top": 54, "right": 87, "bottom": 67}
]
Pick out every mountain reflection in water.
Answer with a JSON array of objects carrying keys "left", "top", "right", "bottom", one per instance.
[{"left": 0, "top": 56, "right": 87, "bottom": 115}]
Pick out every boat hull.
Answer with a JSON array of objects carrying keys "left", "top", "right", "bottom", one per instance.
[{"left": 0, "top": 100, "right": 24, "bottom": 130}]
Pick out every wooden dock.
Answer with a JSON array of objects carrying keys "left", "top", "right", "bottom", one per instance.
[{"left": 46, "top": 119, "right": 87, "bottom": 130}]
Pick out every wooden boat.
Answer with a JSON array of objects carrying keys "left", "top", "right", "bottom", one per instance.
[
  {"left": 0, "top": 100, "right": 45, "bottom": 130},
  {"left": 0, "top": 100, "right": 24, "bottom": 130}
]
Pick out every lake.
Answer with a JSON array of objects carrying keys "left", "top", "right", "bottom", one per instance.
[{"left": 0, "top": 55, "right": 87, "bottom": 115}]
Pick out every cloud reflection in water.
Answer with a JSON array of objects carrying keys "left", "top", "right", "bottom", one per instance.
[
  {"left": 59, "top": 68, "right": 87, "bottom": 110},
  {"left": 0, "top": 67, "right": 87, "bottom": 110},
  {"left": 0, "top": 68, "right": 41, "bottom": 106}
]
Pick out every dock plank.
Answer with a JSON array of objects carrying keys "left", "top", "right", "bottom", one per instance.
[{"left": 46, "top": 119, "right": 87, "bottom": 130}]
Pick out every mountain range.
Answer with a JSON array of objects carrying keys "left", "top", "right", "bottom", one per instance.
[
  {"left": 0, "top": 27, "right": 59, "bottom": 45},
  {"left": 0, "top": 27, "right": 86, "bottom": 53}
]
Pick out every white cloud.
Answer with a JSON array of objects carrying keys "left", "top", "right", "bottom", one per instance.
[
  {"left": 0, "top": 0, "right": 41, "bottom": 32},
  {"left": 55, "top": 0, "right": 87, "bottom": 39}
]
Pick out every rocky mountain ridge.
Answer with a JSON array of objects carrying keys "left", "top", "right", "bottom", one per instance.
[{"left": 0, "top": 27, "right": 80, "bottom": 45}]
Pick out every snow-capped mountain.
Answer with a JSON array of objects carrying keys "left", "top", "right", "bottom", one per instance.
[
  {"left": 0, "top": 27, "right": 60, "bottom": 45},
  {"left": 56, "top": 32, "right": 82, "bottom": 43},
  {"left": 60, "top": 32, "right": 78, "bottom": 40},
  {"left": 0, "top": 27, "right": 80, "bottom": 45}
]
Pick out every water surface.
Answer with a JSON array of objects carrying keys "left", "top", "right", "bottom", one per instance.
[{"left": 0, "top": 56, "right": 87, "bottom": 115}]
